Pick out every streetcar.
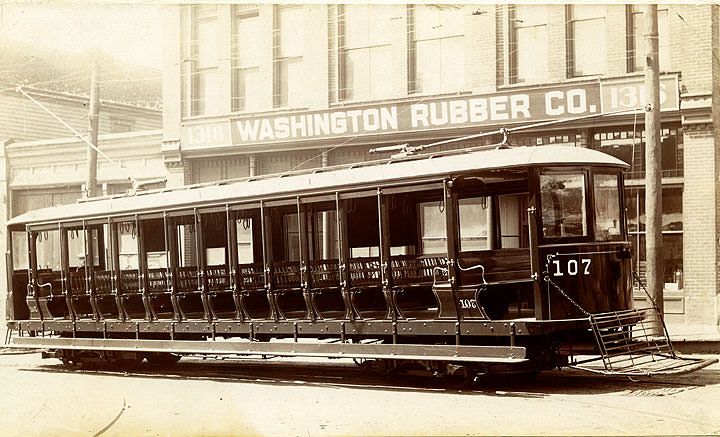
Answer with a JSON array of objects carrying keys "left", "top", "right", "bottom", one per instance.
[{"left": 4, "top": 141, "right": 713, "bottom": 379}]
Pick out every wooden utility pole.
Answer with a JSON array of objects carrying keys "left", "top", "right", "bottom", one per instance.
[
  {"left": 642, "top": 4, "right": 664, "bottom": 333},
  {"left": 86, "top": 59, "right": 100, "bottom": 198}
]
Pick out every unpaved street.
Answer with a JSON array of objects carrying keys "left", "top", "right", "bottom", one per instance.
[{"left": 0, "top": 350, "right": 718, "bottom": 436}]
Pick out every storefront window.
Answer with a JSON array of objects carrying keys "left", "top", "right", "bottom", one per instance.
[
  {"left": 594, "top": 173, "right": 622, "bottom": 241},
  {"left": 540, "top": 173, "right": 587, "bottom": 239},
  {"left": 626, "top": 187, "right": 683, "bottom": 290},
  {"left": 592, "top": 127, "right": 683, "bottom": 179}
]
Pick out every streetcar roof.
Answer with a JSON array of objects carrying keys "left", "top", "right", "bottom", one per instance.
[{"left": 9, "top": 145, "right": 627, "bottom": 226}]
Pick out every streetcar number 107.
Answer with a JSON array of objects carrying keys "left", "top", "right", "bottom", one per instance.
[{"left": 551, "top": 259, "right": 591, "bottom": 276}]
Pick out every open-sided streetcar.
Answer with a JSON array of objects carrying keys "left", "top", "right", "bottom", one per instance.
[{"left": 5, "top": 143, "right": 714, "bottom": 379}]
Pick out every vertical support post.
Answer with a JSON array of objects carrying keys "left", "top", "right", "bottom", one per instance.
[
  {"left": 108, "top": 219, "right": 124, "bottom": 321},
  {"left": 84, "top": 222, "right": 101, "bottom": 321},
  {"left": 297, "top": 197, "right": 315, "bottom": 320},
  {"left": 226, "top": 206, "right": 243, "bottom": 320},
  {"left": 527, "top": 184, "right": 547, "bottom": 320},
  {"left": 321, "top": 149, "right": 333, "bottom": 258},
  {"left": 194, "top": 209, "right": 212, "bottom": 321},
  {"left": 377, "top": 189, "right": 396, "bottom": 321},
  {"left": 26, "top": 228, "right": 40, "bottom": 320},
  {"left": 643, "top": 4, "right": 664, "bottom": 333},
  {"left": 86, "top": 58, "right": 100, "bottom": 199},
  {"left": 59, "top": 224, "right": 74, "bottom": 320},
  {"left": 260, "top": 201, "right": 279, "bottom": 321},
  {"left": 164, "top": 213, "right": 181, "bottom": 321},
  {"left": 136, "top": 216, "right": 153, "bottom": 321},
  {"left": 336, "top": 194, "right": 358, "bottom": 320},
  {"left": 442, "top": 179, "right": 460, "bottom": 320}
]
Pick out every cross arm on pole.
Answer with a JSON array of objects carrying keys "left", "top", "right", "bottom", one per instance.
[{"left": 15, "top": 84, "right": 139, "bottom": 194}]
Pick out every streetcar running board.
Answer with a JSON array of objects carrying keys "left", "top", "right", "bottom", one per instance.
[
  {"left": 9, "top": 336, "right": 527, "bottom": 364},
  {"left": 570, "top": 309, "right": 717, "bottom": 376}
]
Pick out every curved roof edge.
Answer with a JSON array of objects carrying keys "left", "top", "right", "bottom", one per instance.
[{"left": 9, "top": 145, "right": 627, "bottom": 226}]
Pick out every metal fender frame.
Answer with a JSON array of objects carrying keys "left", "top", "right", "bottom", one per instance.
[{"left": 9, "top": 336, "right": 528, "bottom": 364}]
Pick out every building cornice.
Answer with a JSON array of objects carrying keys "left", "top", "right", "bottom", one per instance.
[
  {"left": 0, "top": 84, "right": 162, "bottom": 114},
  {"left": 680, "top": 92, "right": 713, "bottom": 127}
]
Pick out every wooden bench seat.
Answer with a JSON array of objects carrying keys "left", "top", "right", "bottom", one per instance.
[{"left": 457, "top": 248, "right": 531, "bottom": 286}]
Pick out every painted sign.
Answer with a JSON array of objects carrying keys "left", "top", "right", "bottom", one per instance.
[
  {"left": 181, "top": 75, "right": 680, "bottom": 150},
  {"left": 600, "top": 75, "right": 679, "bottom": 112}
]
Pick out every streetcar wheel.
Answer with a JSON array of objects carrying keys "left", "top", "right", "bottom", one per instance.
[
  {"left": 504, "top": 370, "right": 541, "bottom": 385},
  {"left": 61, "top": 357, "right": 84, "bottom": 370},
  {"left": 109, "top": 354, "right": 143, "bottom": 371},
  {"left": 146, "top": 352, "right": 181, "bottom": 367}
]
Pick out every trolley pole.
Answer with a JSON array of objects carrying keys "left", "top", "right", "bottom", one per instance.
[
  {"left": 642, "top": 4, "right": 664, "bottom": 333},
  {"left": 86, "top": 58, "right": 100, "bottom": 198}
]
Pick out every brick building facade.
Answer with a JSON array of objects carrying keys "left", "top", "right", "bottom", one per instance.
[{"left": 158, "top": 4, "right": 719, "bottom": 326}]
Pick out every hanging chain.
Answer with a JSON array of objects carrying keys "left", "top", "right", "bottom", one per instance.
[{"left": 543, "top": 273, "right": 593, "bottom": 317}]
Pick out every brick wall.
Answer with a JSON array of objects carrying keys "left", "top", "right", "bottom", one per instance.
[
  {"left": 682, "top": 123, "right": 718, "bottom": 325},
  {"left": 546, "top": 5, "right": 567, "bottom": 81},
  {"left": 606, "top": 5, "right": 628, "bottom": 77},
  {"left": 713, "top": 5, "right": 720, "bottom": 322},
  {"left": 467, "top": 5, "right": 495, "bottom": 92},
  {"left": 671, "top": 4, "right": 714, "bottom": 94},
  {"left": 494, "top": 6, "right": 507, "bottom": 87}
]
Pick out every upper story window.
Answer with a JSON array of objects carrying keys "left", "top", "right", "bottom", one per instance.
[
  {"left": 110, "top": 118, "right": 134, "bottom": 133},
  {"left": 191, "top": 5, "right": 222, "bottom": 116},
  {"left": 510, "top": 5, "right": 548, "bottom": 84},
  {"left": 274, "top": 5, "right": 304, "bottom": 108},
  {"left": 339, "top": 4, "right": 393, "bottom": 101},
  {"left": 409, "top": 4, "right": 465, "bottom": 95},
  {"left": 232, "top": 5, "right": 261, "bottom": 112},
  {"left": 629, "top": 5, "right": 670, "bottom": 73},
  {"left": 568, "top": 5, "right": 607, "bottom": 77}
]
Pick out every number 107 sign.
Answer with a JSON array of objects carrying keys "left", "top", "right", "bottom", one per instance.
[{"left": 600, "top": 76, "right": 679, "bottom": 112}]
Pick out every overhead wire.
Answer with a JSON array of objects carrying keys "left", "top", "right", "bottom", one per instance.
[{"left": 15, "top": 85, "right": 139, "bottom": 192}]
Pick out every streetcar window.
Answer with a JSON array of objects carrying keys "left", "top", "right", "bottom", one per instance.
[
  {"left": 419, "top": 201, "right": 446, "bottom": 254},
  {"left": 65, "top": 228, "right": 102, "bottom": 268},
  {"left": 283, "top": 213, "right": 300, "bottom": 261},
  {"left": 458, "top": 197, "right": 489, "bottom": 251},
  {"left": 311, "top": 209, "right": 337, "bottom": 260},
  {"left": 499, "top": 193, "right": 529, "bottom": 248},
  {"left": 11, "top": 231, "right": 28, "bottom": 270},
  {"left": 67, "top": 229, "right": 85, "bottom": 268},
  {"left": 35, "top": 230, "right": 61, "bottom": 271},
  {"left": 118, "top": 222, "right": 139, "bottom": 270},
  {"left": 235, "top": 217, "right": 254, "bottom": 264},
  {"left": 594, "top": 173, "right": 622, "bottom": 241},
  {"left": 540, "top": 173, "right": 588, "bottom": 238},
  {"left": 202, "top": 213, "right": 227, "bottom": 266},
  {"left": 143, "top": 219, "right": 167, "bottom": 269},
  {"left": 347, "top": 196, "right": 379, "bottom": 257}
]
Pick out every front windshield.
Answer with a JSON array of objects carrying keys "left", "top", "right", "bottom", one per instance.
[
  {"left": 540, "top": 172, "right": 587, "bottom": 239},
  {"left": 594, "top": 173, "right": 622, "bottom": 241}
]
